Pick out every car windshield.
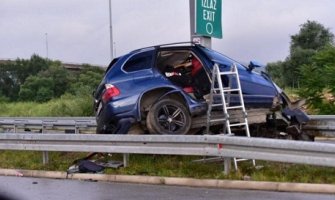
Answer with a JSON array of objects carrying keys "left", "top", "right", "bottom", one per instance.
[{"left": 199, "top": 46, "right": 247, "bottom": 69}]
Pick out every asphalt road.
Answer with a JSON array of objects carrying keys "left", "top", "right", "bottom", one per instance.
[{"left": 0, "top": 176, "right": 334, "bottom": 200}]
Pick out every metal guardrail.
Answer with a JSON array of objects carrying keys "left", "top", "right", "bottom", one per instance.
[
  {"left": 0, "top": 115, "right": 335, "bottom": 172},
  {"left": 0, "top": 117, "right": 97, "bottom": 164},
  {"left": 303, "top": 115, "right": 335, "bottom": 137},
  {"left": 0, "top": 133, "right": 335, "bottom": 168},
  {"left": 0, "top": 117, "right": 96, "bottom": 134},
  {"left": 1, "top": 116, "right": 335, "bottom": 174},
  {"left": 2, "top": 115, "right": 335, "bottom": 137}
]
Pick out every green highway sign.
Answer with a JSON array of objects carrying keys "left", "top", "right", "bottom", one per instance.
[{"left": 195, "top": 0, "right": 222, "bottom": 39}]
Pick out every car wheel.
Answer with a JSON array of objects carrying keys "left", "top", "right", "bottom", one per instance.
[{"left": 146, "top": 98, "right": 191, "bottom": 135}]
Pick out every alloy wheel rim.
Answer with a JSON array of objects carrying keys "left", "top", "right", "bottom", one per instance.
[{"left": 157, "top": 104, "right": 186, "bottom": 133}]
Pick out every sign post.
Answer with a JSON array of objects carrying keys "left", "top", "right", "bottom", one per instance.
[{"left": 190, "top": 0, "right": 222, "bottom": 48}]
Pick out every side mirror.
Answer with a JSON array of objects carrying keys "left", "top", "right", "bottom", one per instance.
[{"left": 248, "top": 61, "right": 264, "bottom": 71}]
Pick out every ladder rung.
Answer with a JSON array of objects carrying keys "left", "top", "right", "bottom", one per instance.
[
  {"left": 229, "top": 122, "right": 247, "bottom": 127},
  {"left": 223, "top": 89, "right": 240, "bottom": 92},
  {"left": 226, "top": 105, "right": 244, "bottom": 110},
  {"left": 219, "top": 71, "right": 237, "bottom": 75},
  {"left": 212, "top": 89, "right": 239, "bottom": 93},
  {"left": 211, "top": 102, "right": 231, "bottom": 107},
  {"left": 209, "top": 118, "right": 227, "bottom": 123}
]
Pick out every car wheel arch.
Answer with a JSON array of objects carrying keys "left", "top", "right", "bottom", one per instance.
[{"left": 137, "top": 88, "right": 190, "bottom": 121}]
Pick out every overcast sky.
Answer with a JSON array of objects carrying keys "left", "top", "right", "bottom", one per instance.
[{"left": 1, "top": 0, "right": 334, "bottom": 66}]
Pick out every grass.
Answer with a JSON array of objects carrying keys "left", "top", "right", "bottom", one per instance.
[
  {"left": 0, "top": 94, "right": 93, "bottom": 117},
  {"left": 0, "top": 151, "right": 86, "bottom": 171},
  {"left": 249, "top": 161, "right": 335, "bottom": 183}
]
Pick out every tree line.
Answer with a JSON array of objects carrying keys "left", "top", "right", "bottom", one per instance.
[
  {"left": 266, "top": 20, "right": 335, "bottom": 114},
  {"left": 0, "top": 55, "right": 105, "bottom": 102}
]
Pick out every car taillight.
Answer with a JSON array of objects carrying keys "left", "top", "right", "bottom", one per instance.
[{"left": 102, "top": 84, "right": 120, "bottom": 103}]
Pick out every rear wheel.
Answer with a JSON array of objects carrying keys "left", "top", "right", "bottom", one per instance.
[{"left": 146, "top": 98, "right": 191, "bottom": 135}]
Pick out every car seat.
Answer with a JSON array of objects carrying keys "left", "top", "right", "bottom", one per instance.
[{"left": 183, "top": 57, "right": 210, "bottom": 99}]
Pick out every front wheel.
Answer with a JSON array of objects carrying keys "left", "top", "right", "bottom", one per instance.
[{"left": 146, "top": 98, "right": 191, "bottom": 135}]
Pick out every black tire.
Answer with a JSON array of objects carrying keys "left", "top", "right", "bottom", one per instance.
[{"left": 146, "top": 98, "right": 191, "bottom": 135}]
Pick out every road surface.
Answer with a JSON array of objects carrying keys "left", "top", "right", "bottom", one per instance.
[{"left": 0, "top": 176, "right": 334, "bottom": 200}]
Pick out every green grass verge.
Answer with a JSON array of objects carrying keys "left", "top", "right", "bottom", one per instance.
[
  {"left": 0, "top": 94, "right": 93, "bottom": 117},
  {"left": 1, "top": 151, "right": 335, "bottom": 184}
]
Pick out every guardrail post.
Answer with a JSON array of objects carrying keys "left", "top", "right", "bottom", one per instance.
[
  {"left": 42, "top": 150, "right": 49, "bottom": 165},
  {"left": 224, "top": 157, "right": 231, "bottom": 175},
  {"left": 75, "top": 123, "right": 79, "bottom": 134},
  {"left": 42, "top": 123, "right": 49, "bottom": 165},
  {"left": 123, "top": 154, "right": 129, "bottom": 167}
]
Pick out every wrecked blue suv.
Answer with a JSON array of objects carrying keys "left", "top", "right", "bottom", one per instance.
[{"left": 93, "top": 43, "right": 309, "bottom": 139}]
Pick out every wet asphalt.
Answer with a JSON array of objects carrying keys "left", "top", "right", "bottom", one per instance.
[{"left": 1, "top": 176, "right": 335, "bottom": 200}]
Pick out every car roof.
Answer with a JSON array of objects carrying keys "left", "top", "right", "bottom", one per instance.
[{"left": 129, "top": 42, "right": 201, "bottom": 54}]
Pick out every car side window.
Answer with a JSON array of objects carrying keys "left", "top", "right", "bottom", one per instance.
[{"left": 123, "top": 51, "right": 153, "bottom": 72}]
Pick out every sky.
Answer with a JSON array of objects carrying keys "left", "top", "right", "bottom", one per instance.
[{"left": 0, "top": 0, "right": 334, "bottom": 66}]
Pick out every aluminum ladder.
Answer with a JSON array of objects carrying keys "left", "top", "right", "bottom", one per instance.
[{"left": 206, "top": 63, "right": 256, "bottom": 170}]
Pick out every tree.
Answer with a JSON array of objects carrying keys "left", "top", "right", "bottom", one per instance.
[
  {"left": 18, "top": 62, "right": 72, "bottom": 102},
  {"left": 266, "top": 20, "right": 334, "bottom": 88},
  {"left": 0, "top": 90, "right": 9, "bottom": 102},
  {"left": 290, "top": 20, "right": 334, "bottom": 51},
  {"left": 265, "top": 61, "right": 285, "bottom": 87},
  {"left": 67, "top": 66, "right": 104, "bottom": 95},
  {"left": 0, "top": 60, "right": 27, "bottom": 100},
  {"left": 285, "top": 48, "right": 315, "bottom": 88},
  {"left": 287, "top": 21, "right": 334, "bottom": 87},
  {"left": 19, "top": 76, "right": 54, "bottom": 102},
  {"left": 38, "top": 63, "right": 70, "bottom": 97},
  {"left": 0, "top": 54, "right": 51, "bottom": 101},
  {"left": 36, "top": 87, "right": 54, "bottom": 102},
  {"left": 1, "top": 54, "right": 105, "bottom": 102},
  {"left": 298, "top": 45, "right": 335, "bottom": 114}
]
